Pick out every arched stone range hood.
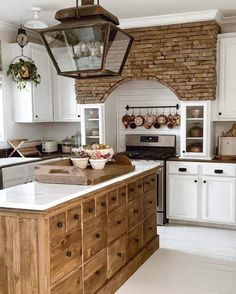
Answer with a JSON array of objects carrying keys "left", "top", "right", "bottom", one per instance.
[{"left": 75, "top": 20, "right": 220, "bottom": 103}]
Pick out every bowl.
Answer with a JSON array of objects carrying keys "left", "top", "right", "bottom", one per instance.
[
  {"left": 84, "top": 148, "right": 114, "bottom": 162},
  {"left": 71, "top": 157, "right": 89, "bottom": 169},
  {"left": 89, "top": 159, "right": 107, "bottom": 170}
]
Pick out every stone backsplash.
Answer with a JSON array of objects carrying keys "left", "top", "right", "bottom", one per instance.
[{"left": 75, "top": 20, "right": 220, "bottom": 103}]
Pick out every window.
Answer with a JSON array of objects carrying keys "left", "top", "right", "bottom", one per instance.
[{"left": 0, "top": 77, "right": 4, "bottom": 142}]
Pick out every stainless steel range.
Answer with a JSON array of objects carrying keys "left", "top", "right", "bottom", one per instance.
[{"left": 121, "top": 134, "right": 176, "bottom": 225}]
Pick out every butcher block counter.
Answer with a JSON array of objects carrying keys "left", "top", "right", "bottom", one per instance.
[{"left": 0, "top": 162, "right": 160, "bottom": 294}]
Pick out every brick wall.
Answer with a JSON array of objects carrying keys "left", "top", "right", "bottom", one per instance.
[{"left": 75, "top": 20, "right": 221, "bottom": 103}]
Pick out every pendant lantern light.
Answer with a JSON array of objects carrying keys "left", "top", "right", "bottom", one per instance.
[{"left": 37, "top": 0, "right": 133, "bottom": 79}]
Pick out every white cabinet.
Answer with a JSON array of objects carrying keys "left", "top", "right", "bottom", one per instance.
[
  {"left": 11, "top": 43, "right": 53, "bottom": 122},
  {"left": 80, "top": 104, "right": 105, "bottom": 145},
  {"left": 215, "top": 33, "right": 236, "bottom": 120},
  {"left": 202, "top": 176, "right": 235, "bottom": 224},
  {"left": 180, "top": 101, "right": 213, "bottom": 160},
  {"left": 52, "top": 68, "right": 81, "bottom": 122},
  {"left": 167, "top": 175, "right": 199, "bottom": 220},
  {"left": 167, "top": 161, "right": 236, "bottom": 226}
]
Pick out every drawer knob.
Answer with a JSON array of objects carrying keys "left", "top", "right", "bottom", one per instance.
[
  {"left": 134, "top": 209, "right": 139, "bottom": 214},
  {"left": 101, "top": 201, "right": 106, "bottom": 207},
  {"left": 179, "top": 168, "right": 187, "bottom": 172},
  {"left": 117, "top": 220, "right": 122, "bottom": 225},
  {"left": 145, "top": 182, "right": 150, "bottom": 185},
  {"left": 117, "top": 252, "right": 122, "bottom": 257},
  {"left": 194, "top": 180, "right": 197, "bottom": 183},
  {"left": 74, "top": 214, "right": 80, "bottom": 220},
  {"left": 129, "top": 188, "right": 135, "bottom": 192},
  {"left": 219, "top": 112, "right": 222, "bottom": 116},
  {"left": 57, "top": 222, "right": 63, "bottom": 228},
  {"left": 121, "top": 192, "right": 126, "bottom": 196},
  {"left": 88, "top": 208, "right": 94, "bottom": 213},
  {"left": 112, "top": 196, "right": 117, "bottom": 201},
  {"left": 95, "top": 233, "right": 101, "bottom": 239},
  {"left": 96, "top": 270, "right": 100, "bottom": 275},
  {"left": 214, "top": 169, "right": 223, "bottom": 174},
  {"left": 149, "top": 200, "right": 153, "bottom": 204},
  {"left": 203, "top": 180, "right": 206, "bottom": 183},
  {"left": 138, "top": 184, "right": 142, "bottom": 188},
  {"left": 66, "top": 251, "right": 72, "bottom": 257},
  {"left": 149, "top": 227, "right": 153, "bottom": 231},
  {"left": 151, "top": 178, "right": 155, "bottom": 182},
  {"left": 135, "top": 238, "right": 139, "bottom": 243}
]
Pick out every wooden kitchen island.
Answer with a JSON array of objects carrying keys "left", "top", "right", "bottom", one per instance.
[{"left": 0, "top": 163, "right": 159, "bottom": 294}]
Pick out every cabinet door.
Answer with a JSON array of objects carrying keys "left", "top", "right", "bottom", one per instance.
[
  {"left": 202, "top": 177, "right": 235, "bottom": 224},
  {"left": 218, "top": 35, "right": 236, "bottom": 120},
  {"left": 31, "top": 46, "right": 53, "bottom": 122},
  {"left": 167, "top": 175, "right": 199, "bottom": 220},
  {"left": 53, "top": 72, "right": 81, "bottom": 122}
]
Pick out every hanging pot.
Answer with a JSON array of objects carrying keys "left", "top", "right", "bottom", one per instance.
[
  {"left": 134, "top": 114, "right": 144, "bottom": 126},
  {"left": 122, "top": 113, "right": 131, "bottom": 129}
]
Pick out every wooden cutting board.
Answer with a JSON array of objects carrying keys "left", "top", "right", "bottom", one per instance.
[{"left": 35, "top": 155, "right": 135, "bottom": 185}]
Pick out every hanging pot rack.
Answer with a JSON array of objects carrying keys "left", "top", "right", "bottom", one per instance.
[{"left": 125, "top": 104, "right": 179, "bottom": 111}]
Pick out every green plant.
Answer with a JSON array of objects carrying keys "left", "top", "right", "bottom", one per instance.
[{"left": 7, "top": 58, "right": 41, "bottom": 90}]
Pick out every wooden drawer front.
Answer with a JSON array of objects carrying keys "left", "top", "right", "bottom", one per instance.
[
  {"left": 50, "top": 230, "right": 82, "bottom": 284},
  {"left": 143, "top": 189, "right": 156, "bottom": 220},
  {"left": 84, "top": 249, "right": 107, "bottom": 294},
  {"left": 83, "top": 199, "right": 95, "bottom": 222},
  {"left": 51, "top": 268, "right": 83, "bottom": 294},
  {"left": 83, "top": 214, "right": 107, "bottom": 261},
  {"left": 49, "top": 212, "right": 66, "bottom": 240},
  {"left": 143, "top": 214, "right": 157, "bottom": 245},
  {"left": 107, "top": 205, "right": 127, "bottom": 243},
  {"left": 128, "top": 180, "right": 143, "bottom": 201},
  {"left": 96, "top": 193, "right": 107, "bottom": 216},
  {"left": 128, "top": 196, "right": 143, "bottom": 230},
  {"left": 108, "top": 235, "right": 127, "bottom": 278},
  {"left": 108, "top": 189, "right": 118, "bottom": 210},
  {"left": 128, "top": 223, "right": 143, "bottom": 259},
  {"left": 67, "top": 205, "right": 81, "bottom": 231},
  {"left": 118, "top": 186, "right": 127, "bottom": 206},
  {"left": 168, "top": 162, "right": 198, "bottom": 175},
  {"left": 203, "top": 163, "right": 236, "bottom": 177},
  {"left": 143, "top": 174, "right": 156, "bottom": 192}
]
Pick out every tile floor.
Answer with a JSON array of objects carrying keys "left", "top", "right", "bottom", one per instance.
[{"left": 116, "top": 224, "right": 236, "bottom": 294}]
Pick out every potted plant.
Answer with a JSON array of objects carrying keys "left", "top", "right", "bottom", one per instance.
[{"left": 7, "top": 58, "right": 41, "bottom": 90}]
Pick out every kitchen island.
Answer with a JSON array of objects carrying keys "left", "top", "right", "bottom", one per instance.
[{"left": 0, "top": 162, "right": 159, "bottom": 294}]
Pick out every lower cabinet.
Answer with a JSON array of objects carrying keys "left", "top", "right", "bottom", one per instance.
[{"left": 167, "top": 161, "right": 236, "bottom": 225}]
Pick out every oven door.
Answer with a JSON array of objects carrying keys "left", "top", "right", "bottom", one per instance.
[{"left": 156, "top": 166, "right": 165, "bottom": 225}]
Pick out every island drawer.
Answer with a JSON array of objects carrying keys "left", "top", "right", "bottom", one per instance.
[
  {"left": 143, "top": 189, "right": 156, "bottom": 220},
  {"left": 95, "top": 193, "right": 107, "bottom": 216},
  {"left": 67, "top": 205, "right": 81, "bottom": 231},
  {"left": 128, "top": 179, "right": 143, "bottom": 201},
  {"left": 51, "top": 268, "right": 83, "bottom": 294},
  {"left": 118, "top": 186, "right": 127, "bottom": 205},
  {"left": 83, "top": 214, "right": 107, "bottom": 261},
  {"left": 84, "top": 249, "right": 107, "bottom": 294},
  {"left": 108, "top": 189, "right": 118, "bottom": 210},
  {"left": 107, "top": 235, "right": 127, "bottom": 278},
  {"left": 83, "top": 199, "right": 95, "bottom": 222},
  {"left": 128, "top": 223, "right": 143, "bottom": 259},
  {"left": 50, "top": 230, "right": 82, "bottom": 285},
  {"left": 128, "top": 196, "right": 143, "bottom": 230},
  {"left": 143, "top": 173, "right": 156, "bottom": 192},
  {"left": 49, "top": 212, "right": 66, "bottom": 241},
  {"left": 143, "top": 214, "right": 157, "bottom": 245},
  {"left": 107, "top": 205, "right": 127, "bottom": 243}
]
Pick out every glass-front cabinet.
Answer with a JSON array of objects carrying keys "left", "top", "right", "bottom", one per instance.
[
  {"left": 180, "top": 101, "right": 213, "bottom": 160},
  {"left": 80, "top": 104, "right": 105, "bottom": 146}
]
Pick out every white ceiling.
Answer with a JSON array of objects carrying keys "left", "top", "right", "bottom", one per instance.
[{"left": 1, "top": 0, "right": 236, "bottom": 27}]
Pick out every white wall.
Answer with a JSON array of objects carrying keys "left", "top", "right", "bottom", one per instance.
[{"left": 111, "top": 80, "right": 181, "bottom": 152}]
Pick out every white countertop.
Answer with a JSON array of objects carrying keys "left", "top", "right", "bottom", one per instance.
[
  {"left": 0, "top": 162, "right": 160, "bottom": 211},
  {"left": 0, "top": 157, "right": 41, "bottom": 168}
]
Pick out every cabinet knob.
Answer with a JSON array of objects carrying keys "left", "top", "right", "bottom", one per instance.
[
  {"left": 138, "top": 184, "right": 143, "bottom": 188},
  {"left": 151, "top": 178, "right": 155, "bottom": 182},
  {"left": 214, "top": 169, "right": 223, "bottom": 174},
  {"left": 129, "top": 188, "right": 135, "bottom": 192},
  {"left": 179, "top": 168, "right": 187, "bottom": 172},
  {"left": 74, "top": 214, "right": 79, "bottom": 220},
  {"left": 88, "top": 208, "right": 94, "bottom": 213},
  {"left": 117, "top": 220, "right": 122, "bottom": 225},
  {"left": 57, "top": 221, "right": 63, "bottom": 228},
  {"left": 117, "top": 252, "right": 122, "bottom": 257},
  {"left": 96, "top": 270, "right": 100, "bottom": 275},
  {"left": 218, "top": 112, "right": 222, "bottom": 116},
  {"left": 95, "top": 233, "right": 101, "bottom": 239},
  {"left": 145, "top": 182, "right": 150, "bottom": 185},
  {"left": 121, "top": 192, "right": 126, "bottom": 196},
  {"left": 77, "top": 115, "right": 80, "bottom": 118},
  {"left": 35, "top": 115, "right": 38, "bottom": 118},
  {"left": 182, "top": 150, "right": 186, "bottom": 153},
  {"left": 134, "top": 209, "right": 139, "bottom": 214},
  {"left": 101, "top": 201, "right": 106, "bottom": 207},
  {"left": 194, "top": 180, "right": 197, "bottom": 183},
  {"left": 66, "top": 251, "right": 72, "bottom": 257},
  {"left": 149, "top": 200, "right": 153, "bottom": 204},
  {"left": 203, "top": 180, "right": 206, "bottom": 183},
  {"left": 111, "top": 196, "right": 117, "bottom": 201},
  {"left": 135, "top": 238, "right": 139, "bottom": 243},
  {"left": 149, "top": 227, "right": 153, "bottom": 231}
]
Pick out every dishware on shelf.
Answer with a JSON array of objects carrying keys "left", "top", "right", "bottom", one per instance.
[
  {"left": 71, "top": 157, "right": 89, "bottom": 169},
  {"left": 188, "top": 108, "right": 203, "bottom": 118},
  {"left": 88, "top": 109, "right": 98, "bottom": 119},
  {"left": 89, "top": 158, "right": 107, "bottom": 170},
  {"left": 188, "top": 125, "right": 203, "bottom": 137}
]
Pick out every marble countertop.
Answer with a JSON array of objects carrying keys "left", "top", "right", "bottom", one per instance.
[
  {"left": 0, "top": 157, "right": 42, "bottom": 168},
  {"left": 0, "top": 161, "right": 160, "bottom": 211}
]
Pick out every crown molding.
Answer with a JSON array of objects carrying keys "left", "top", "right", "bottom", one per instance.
[
  {"left": 0, "top": 20, "right": 17, "bottom": 32},
  {"left": 119, "top": 9, "right": 220, "bottom": 29}
]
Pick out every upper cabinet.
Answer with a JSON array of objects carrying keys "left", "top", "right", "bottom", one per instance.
[
  {"left": 11, "top": 43, "right": 53, "bottom": 122},
  {"left": 10, "top": 43, "right": 80, "bottom": 123},
  {"left": 215, "top": 33, "right": 236, "bottom": 120},
  {"left": 180, "top": 101, "right": 213, "bottom": 160}
]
